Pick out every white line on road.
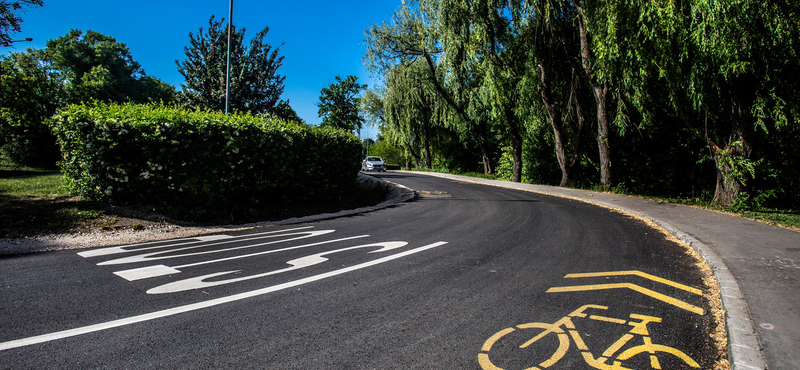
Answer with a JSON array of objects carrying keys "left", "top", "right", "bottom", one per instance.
[
  {"left": 112, "top": 235, "right": 370, "bottom": 281},
  {"left": 77, "top": 227, "right": 314, "bottom": 258},
  {"left": 0, "top": 241, "right": 448, "bottom": 351}
]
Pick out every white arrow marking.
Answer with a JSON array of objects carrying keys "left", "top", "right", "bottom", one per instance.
[
  {"left": 113, "top": 235, "right": 370, "bottom": 281},
  {"left": 0, "top": 241, "right": 447, "bottom": 351},
  {"left": 97, "top": 229, "right": 334, "bottom": 266},
  {"left": 146, "top": 241, "right": 408, "bottom": 294}
]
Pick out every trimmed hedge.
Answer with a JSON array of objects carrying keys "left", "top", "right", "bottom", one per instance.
[{"left": 50, "top": 102, "right": 361, "bottom": 218}]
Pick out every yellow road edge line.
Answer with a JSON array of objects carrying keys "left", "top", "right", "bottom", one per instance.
[{"left": 562, "top": 270, "right": 703, "bottom": 296}]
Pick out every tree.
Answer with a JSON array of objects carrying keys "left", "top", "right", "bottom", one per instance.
[
  {"left": 46, "top": 29, "right": 176, "bottom": 104},
  {"left": 687, "top": 0, "right": 800, "bottom": 207},
  {"left": 382, "top": 60, "right": 443, "bottom": 168},
  {"left": 177, "top": 15, "right": 286, "bottom": 114},
  {"left": 0, "top": 48, "right": 64, "bottom": 166},
  {"left": 270, "top": 100, "right": 304, "bottom": 123},
  {"left": 317, "top": 75, "right": 366, "bottom": 133},
  {"left": 0, "top": 0, "right": 41, "bottom": 47},
  {"left": 1, "top": 29, "right": 176, "bottom": 167},
  {"left": 365, "top": 5, "right": 496, "bottom": 175},
  {"left": 360, "top": 86, "right": 386, "bottom": 128}
]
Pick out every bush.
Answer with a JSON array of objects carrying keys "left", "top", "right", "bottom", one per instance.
[
  {"left": 0, "top": 108, "right": 61, "bottom": 168},
  {"left": 50, "top": 102, "right": 361, "bottom": 221}
]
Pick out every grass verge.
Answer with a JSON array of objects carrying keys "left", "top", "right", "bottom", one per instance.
[
  {"left": 1, "top": 157, "right": 391, "bottom": 238},
  {"left": 0, "top": 159, "right": 108, "bottom": 237}
]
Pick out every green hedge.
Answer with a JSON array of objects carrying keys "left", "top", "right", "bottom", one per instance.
[{"left": 50, "top": 102, "right": 361, "bottom": 217}]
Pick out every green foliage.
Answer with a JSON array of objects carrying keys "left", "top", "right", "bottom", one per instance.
[
  {"left": 363, "top": 0, "right": 800, "bottom": 210},
  {"left": 317, "top": 75, "right": 366, "bottom": 133},
  {"left": 1, "top": 29, "right": 177, "bottom": 168},
  {"left": 46, "top": 29, "right": 176, "bottom": 104},
  {"left": 0, "top": 0, "right": 42, "bottom": 46},
  {"left": 0, "top": 49, "right": 64, "bottom": 167},
  {"left": 494, "top": 146, "right": 516, "bottom": 182},
  {"left": 50, "top": 102, "right": 361, "bottom": 221},
  {"left": 177, "top": 15, "right": 286, "bottom": 115},
  {"left": 367, "top": 139, "right": 403, "bottom": 166}
]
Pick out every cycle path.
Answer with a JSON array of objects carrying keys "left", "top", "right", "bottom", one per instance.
[{"left": 406, "top": 171, "right": 798, "bottom": 370}]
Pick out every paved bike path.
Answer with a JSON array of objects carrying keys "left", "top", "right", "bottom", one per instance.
[{"left": 405, "top": 171, "right": 798, "bottom": 370}]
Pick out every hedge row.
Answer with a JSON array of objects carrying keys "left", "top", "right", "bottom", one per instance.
[{"left": 50, "top": 102, "right": 362, "bottom": 215}]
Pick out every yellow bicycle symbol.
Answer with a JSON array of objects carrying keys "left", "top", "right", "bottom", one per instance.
[{"left": 478, "top": 304, "right": 700, "bottom": 370}]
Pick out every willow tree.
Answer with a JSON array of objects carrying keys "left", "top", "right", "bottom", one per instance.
[
  {"left": 689, "top": 0, "right": 800, "bottom": 207},
  {"left": 365, "top": 5, "right": 495, "bottom": 174},
  {"left": 423, "top": 0, "right": 539, "bottom": 182},
  {"left": 382, "top": 60, "right": 443, "bottom": 168}
]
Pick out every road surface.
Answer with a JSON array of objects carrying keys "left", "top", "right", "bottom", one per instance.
[{"left": 0, "top": 172, "right": 721, "bottom": 369}]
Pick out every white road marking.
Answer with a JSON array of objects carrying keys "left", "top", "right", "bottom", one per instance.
[
  {"left": 146, "top": 242, "right": 408, "bottom": 294},
  {"left": 113, "top": 235, "right": 370, "bottom": 281},
  {"left": 77, "top": 226, "right": 313, "bottom": 258},
  {"left": 193, "top": 235, "right": 236, "bottom": 242},
  {"left": 96, "top": 229, "right": 335, "bottom": 266},
  {"left": 114, "top": 265, "right": 181, "bottom": 281},
  {"left": 0, "top": 241, "right": 448, "bottom": 351}
]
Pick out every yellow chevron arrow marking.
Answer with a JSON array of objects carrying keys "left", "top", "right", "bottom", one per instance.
[
  {"left": 562, "top": 270, "right": 703, "bottom": 296},
  {"left": 547, "top": 283, "right": 704, "bottom": 315}
]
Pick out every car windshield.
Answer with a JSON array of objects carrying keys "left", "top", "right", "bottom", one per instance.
[{"left": 366, "top": 157, "right": 382, "bottom": 161}]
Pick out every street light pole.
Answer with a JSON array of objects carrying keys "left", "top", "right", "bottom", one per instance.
[
  {"left": 225, "top": 0, "right": 233, "bottom": 114},
  {"left": 1, "top": 38, "right": 33, "bottom": 48}
]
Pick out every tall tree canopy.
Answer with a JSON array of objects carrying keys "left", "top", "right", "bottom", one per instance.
[
  {"left": 46, "top": 29, "right": 176, "bottom": 104},
  {"left": 364, "top": 0, "right": 800, "bottom": 208},
  {"left": 687, "top": 0, "right": 800, "bottom": 206},
  {"left": 0, "top": 0, "right": 41, "bottom": 47},
  {"left": 1, "top": 29, "right": 176, "bottom": 166},
  {"left": 177, "top": 15, "right": 287, "bottom": 115},
  {"left": 366, "top": 5, "right": 496, "bottom": 175},
  {"left": 317, "top": 75, "right": 367, "bottom": 133}
]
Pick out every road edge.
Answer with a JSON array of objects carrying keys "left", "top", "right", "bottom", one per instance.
[
  {"left": 254, "top": 173, "right": 416, "bottom": 227},
  {"left": 408, "top": 171, "right": 767, "bottom": 370}
]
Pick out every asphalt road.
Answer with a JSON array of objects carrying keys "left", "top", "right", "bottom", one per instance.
[{"left": 1, "top": 172, "right": 721, "bottom": 369}]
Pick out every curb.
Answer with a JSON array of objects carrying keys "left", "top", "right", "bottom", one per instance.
[
  {"left": 241, "top": 173, "right": 415, "bottom": 227},
  {"left": 410, "top": 171, "right": 767, "bottom": 370}
]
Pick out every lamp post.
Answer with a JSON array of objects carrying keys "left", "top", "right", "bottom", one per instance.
[
  {"left": 1, "top": 38, "right": 33, "bottom": 48},
  {"left": 225, "top": 0, "right": 233, "bottom": 114}
]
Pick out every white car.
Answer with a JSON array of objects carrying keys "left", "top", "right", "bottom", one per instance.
[{"left": 362, "top": 156, "right": 386, "bottom": 172}]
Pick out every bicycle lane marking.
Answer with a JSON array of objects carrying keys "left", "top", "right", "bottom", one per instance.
[
  {"left": 546, "top": 270, "right": 705, "bottom": 315},
  {"left": 0, "top": 241, "right": 448, "bottom": 351},
  {"left": 478, "top": 271, "right": 706, "bottom": 369}
]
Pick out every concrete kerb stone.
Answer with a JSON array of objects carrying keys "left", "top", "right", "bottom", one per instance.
[{"left": 408, "top": 170, "right": 767, "bottom": 370}]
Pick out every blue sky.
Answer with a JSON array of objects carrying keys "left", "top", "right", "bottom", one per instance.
[{"left": 3, "top": 0, "right": 400, "bottom": 139}]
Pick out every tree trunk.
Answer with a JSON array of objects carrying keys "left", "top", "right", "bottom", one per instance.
[
  {"left": 503, "top": 103, "right": 523, "bottom": 182},
  {"left": 479, "top": 140, "right": 493, "bottom": 175},
  {"left": 710, "top": 140, "right": 745, "bottom": 207},
  {"left": 539, "top": 61, "right": 574, "bottom": 186},
  {"left": 577, "top": 11, "right": 613, "bottom": 187},
  {"left": 711, "top": 79, "right": 756, "bottom": 207},
  {"left": 404, "top": 142, "right": 421, "bottom": 168},
  {"left": 593, "top": 81, "right": 613, "bottom": 187},
  {"left": 423, "top": 139, "right": 433, "bottom": 169}
]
